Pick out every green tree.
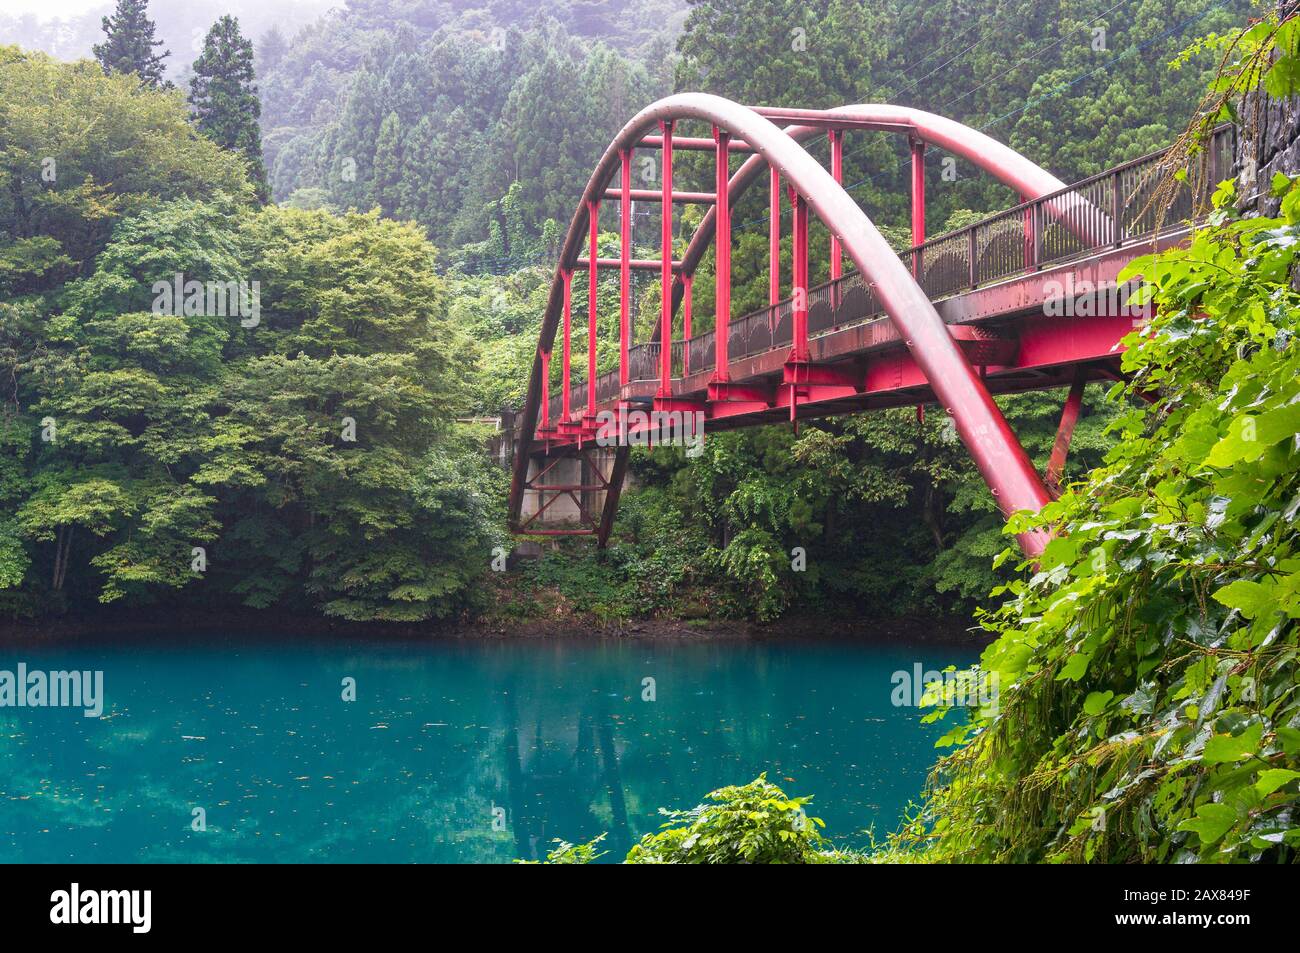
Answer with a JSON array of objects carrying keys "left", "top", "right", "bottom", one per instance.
[
  {"left": 92, "top": 0, "right": 170, "bottom": 89},
  {"left": 0, "top": 48, "right": 251, "bottom": 297},
  {"left": 189, "top": 16, "right": 268, "bottom": 201}
]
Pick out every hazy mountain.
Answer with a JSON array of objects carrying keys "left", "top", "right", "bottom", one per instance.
[{"left": 0, "top": 0, "right": 337, "bottom": 77}]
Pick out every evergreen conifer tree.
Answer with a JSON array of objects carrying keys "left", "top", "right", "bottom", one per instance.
[
  {"left": 189, "top": 16, "right": 268, "bottom": 202},
  {"left": 92, "top": 0, "right": 170, "bottom": 88}
]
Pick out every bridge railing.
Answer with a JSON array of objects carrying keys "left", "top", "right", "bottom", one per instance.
[{"left": 545, "top": 124, "right": 1232, "bottom": 414}]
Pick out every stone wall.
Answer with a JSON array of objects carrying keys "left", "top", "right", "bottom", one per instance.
[{"left": 1238, "top": 2, "right": 1300, "bottom": 215}]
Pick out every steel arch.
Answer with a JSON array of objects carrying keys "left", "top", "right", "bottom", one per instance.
[{"left": 509, "top": 93, "right": 1055, "bottom": 555}]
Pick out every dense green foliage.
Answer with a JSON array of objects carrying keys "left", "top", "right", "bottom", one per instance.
[
  {"left": 253, "top": 0, "right": 1248, "bottom": 262},
  {"left": 93, "top": 0, "right": 170, "bottom": 89},
  {"left": 880, "top": 170, "right": 1300, "bottom": 864},
  {"left": 1, "top": 54, "right": 500, "bottom": 622},
  {"left": 535, "top": 776, "right": 846, "bottom": 864},
  {"left": 0, "top": 48, "right": 253, "bottom": 297},
  {"left": 625, "top": 775, "right": 831, "bottom": 863}
]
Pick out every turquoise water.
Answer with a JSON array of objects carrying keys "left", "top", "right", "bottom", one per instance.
[{"left": 0, "top": 634, "right": 978, "bottom": 862}]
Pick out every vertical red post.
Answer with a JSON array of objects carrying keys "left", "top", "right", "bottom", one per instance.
[
  {"left": 587, "top": 199, "right": 598, "bottom": 417},
  {"left": 829, "top": 130, "right": 843, "bottom": 283},
  {"left": 682, "top": 273, "right": 693, "bottom": 375},
  {"left": 1046, "top": 374, "right": 1087, "bottom": 495},
  {"left": 561, "top": 268, "right": 572, "bottom": 421},
  {"left": 539, "top": 349, "right": 550, "bottom": 432},
  {"left": 714, "top": 125, "right": 731, "bottom": 381},
  {"left": 910, "top": 137, "right": 925, "bottom": 277},
  {"left": 769, "top": 166, "right": 781, "bottom": 306},
  {"left": 619, "top": 149, "right": 631, "bottom": 388},
  {"left": 658, "top": 119, "right": 673, "bottom": 396},
  {"left": 1022, "top": 194, "right": 1035, "bottom": 275},
  {"left": 791, "top": 189, "right": 809, "bottom": 363}
]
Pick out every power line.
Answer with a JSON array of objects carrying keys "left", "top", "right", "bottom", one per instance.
[
  {"left": 891, "top": 25, "right": 995, "bottom": 102},
  {"left": 936, "top": 0, "right": 1130, "bottom": 115},
  {"left": 891, "top": 16, "right": 986, "bottom": 81}
]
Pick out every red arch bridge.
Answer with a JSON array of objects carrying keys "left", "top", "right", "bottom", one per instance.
[{"left": 505, "top": 94, "right": 1232, "bottom": 557}]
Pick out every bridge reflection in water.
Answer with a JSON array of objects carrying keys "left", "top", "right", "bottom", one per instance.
[{"left": 0, "top": 636, "right": 975, "bottom": 862}]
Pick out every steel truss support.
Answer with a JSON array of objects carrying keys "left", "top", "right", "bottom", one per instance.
[
  {"left": 1046, "top": 373, "right": 1087, "bottom": 496},
  {"left": 517, "top": 448, "right": 624, "bottom": 538},
  {"left": 596, "top": 445, "right": 631, "bottom": 548},
  {"left": 830, "top": 129, "right": 843, "bottom": 283},
  {"left": 561, "top": 268, "right": 573, "bottom": 422},
  {"left": 911, "top": 137, "right": 925, "bottom": 276},
  {"left": 769, "top": 166, "right": 781, "bottom": 306},
  {"left": 587, "top": 199, "right": 598, "bottom": 419},
  {"left": 658, "top": 119, "right": 674, "bottom": 397}
]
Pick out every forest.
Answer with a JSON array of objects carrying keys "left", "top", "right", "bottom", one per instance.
[
  {"left": 1, "top": 0, "right": 1255, "bottom": 627},
  {"left": 1, "top": 0, "right": 1298, "bottom": 867}
]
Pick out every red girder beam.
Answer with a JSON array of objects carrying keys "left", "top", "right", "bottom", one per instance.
[
  {"left": 575, "top": 257, "right": 683, "bottom": 271},
  {"left": 1046, "top": 374, "right": 1087, "bottom": 495},
  {"left": 561, "top": 268, "right": 572, "bottom": 422},
  {"left": 603, "top": 188, "right": 716, "bottom": 203},
  {"left": 911, "top": 137, "right": 925, "bottom": 277},
  {"left": 586, "top": 200, "right": 598, "bottom": 418},
  {"left": 642, "top": 135, "right": 751, "bottom": 151},
  {"left": 830, "top": 130, "right": 843, "bottom": 282},
  {"left": 597, "top": 445, "right": 631, "bottom": 547},
  {"left": 709, "top": 381, "right": 774, "bottom": 404},
  {"left": 538, "top": 348, "right": 551, "bottom": 432},
  {"left": 682, "top": 273, "right": 693, "bottom": 375},
  {"left": 769, "top": 166, "right": 780, "bottom": 306},
  {"left": 790, "top": 188, "right": 809, "bottom": 363},
  {"left": 783, "top": 362, "right": 861, "bottom": 387}
]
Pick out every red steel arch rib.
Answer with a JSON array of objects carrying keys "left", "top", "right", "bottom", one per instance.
[{"left": 509, "top": 93, "right": 1054, "bottom": 556}]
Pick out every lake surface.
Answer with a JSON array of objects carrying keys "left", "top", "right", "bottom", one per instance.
[{"left": 0, "top": 633, "right": 978, "bottom": 862}]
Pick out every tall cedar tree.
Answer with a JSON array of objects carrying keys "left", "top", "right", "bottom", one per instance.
[
  {"left": 189, "top": 16, "right": 269, "bottom": 202},
  {"left": 92, "top": 0, "right": 170, "bottom": 88}
]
